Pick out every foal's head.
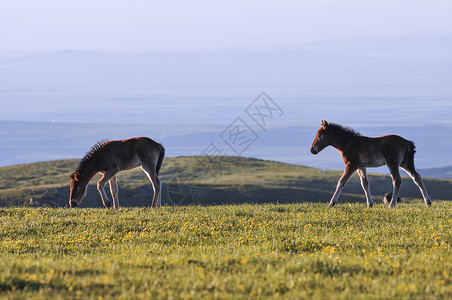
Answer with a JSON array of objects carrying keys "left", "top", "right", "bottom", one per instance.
[
  {"left": 69, "top": 172, "right": 87, "bottom": 207},
  {"left": 310, "top": 120, "right": 331, "bottom": 155}
]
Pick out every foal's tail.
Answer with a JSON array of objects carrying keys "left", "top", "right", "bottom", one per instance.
[
  {"left": 404, "top": 140, "right": 416, "bottom": 173},
  {"left": 156, "top": 143, "right": 165, "bottom": 175}
]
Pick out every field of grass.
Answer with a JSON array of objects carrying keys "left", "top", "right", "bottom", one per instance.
[{"left": 1, "top": 203, "right": 451, "bottom": 299}]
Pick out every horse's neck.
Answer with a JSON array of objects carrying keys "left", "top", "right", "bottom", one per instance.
[
  {"left": 330, "top": 135, "right": 354, "bottom": 153},
  {"left": 78, "top": 164, "right": 99, "bottom": 185}
]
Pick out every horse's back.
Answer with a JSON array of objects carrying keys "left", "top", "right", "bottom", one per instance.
[
  {"left": 354, "top": 134, "right": 412, "bottom": 167},
  {"left": 357, "top": 134, "right": 407, "bottom": 149},
  {"left": 375, "top": 134, "right": 415, "bottom": 165},
  {"left": 133, "top": 137, "right": 164, "bottom": 164},
  {"left": 134, "top": 137, "right": 163, "bottom": 153},
  {"left": 115, "top": 137, "right": 161, "bottom": 151},
  {"left": 377, "top": 134, "right": 413, "bottom": 149},
  {"left": 98, "top": 137, "right": 161, "bottom": 171}
]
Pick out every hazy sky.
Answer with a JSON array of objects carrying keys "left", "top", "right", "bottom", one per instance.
[
  {"left": 2, "top": 0, "right": 452, "bottom": 52},
  {"left": 1, "top": 1, "right": 452, "bottom": 167}
]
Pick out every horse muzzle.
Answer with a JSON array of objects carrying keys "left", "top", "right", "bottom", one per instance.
[{"left": 310, "top": 147, "right": 318, "bottom": 155}]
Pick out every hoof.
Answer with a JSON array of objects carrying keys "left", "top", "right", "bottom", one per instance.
[
  {"left": 329, "top": 202, "right": 336, "bottom": 207},
  {"left": 367, "top": 203, "right": 373, "bottom": 208},
  {"left": 70, "top": 201, "right": 78, "bottom": 208}
]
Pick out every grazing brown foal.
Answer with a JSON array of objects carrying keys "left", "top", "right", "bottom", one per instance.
[
  {"left": 310, "top": 121, "right": 431, "bottom": 208},
  {"left": 69, "top": 137, "right": 165, "bottom": 208}
]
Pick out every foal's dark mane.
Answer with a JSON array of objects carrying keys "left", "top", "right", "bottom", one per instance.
[
  {"left": 327, "top": 122, "right": 361, "bottom": 139},
  {"left": 74, "top": 140, "right": 109, "bottom": 175}
]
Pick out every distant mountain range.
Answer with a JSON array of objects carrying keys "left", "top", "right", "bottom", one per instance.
[
  {"left": 419, "top": 166, "right": 452, "bottom": 180},
  {"left": 1, "top": 121, "right": 452, "bottom": 173}
]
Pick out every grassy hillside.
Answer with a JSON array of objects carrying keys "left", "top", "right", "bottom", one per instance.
[
  {"left": 0, "top": 203, "right": 450, "bottom": 299},
  {"left": 1, "top": 156, "right": 451, "bottom": 207},
  {"left": 1, "top": 158, "right": 451, "bottom": 298}
]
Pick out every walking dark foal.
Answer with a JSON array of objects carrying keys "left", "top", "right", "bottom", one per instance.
[{"left": 310, "top": 121, "right": 432, "bottom": 208}]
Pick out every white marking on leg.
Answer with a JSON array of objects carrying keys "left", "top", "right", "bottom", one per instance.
[
  {"left": 330, "top": 184, "right": 343, "bottom": 206},
  {"left": 109, "top": 176, "right": 119, "bottom": 208},
  {"left": 358, "top": 168, "right": 373, "bottom": 208},
  {"left": 97, "top": 181, "right": 111, "bottom": 208},
  {"left": 330, "top": 166, "right": 356, "bottom": 206},
  {"left": 97, "top": 172, "right": 117, "bottom": 208},
  {"left": 141, "top": 166, "right": 158, "bottom": 208},
  {"left": 401, "top": 168, "right": 432, "bottom": 206}
]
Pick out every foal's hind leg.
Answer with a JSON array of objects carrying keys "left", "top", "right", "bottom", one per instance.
[
  {"left": 387, "top": 166, "right": 402, "bottom": 208},
  {"left": 401, "top": 167, "right": 432, "bottom": 206},
  {"left": 141, "top": 166, "right": 161, "bottom": 208},
  {"left": 357, "top": 168, "right": 373, "bottom": 208},
  {"left": 156, "top": 177, "right": 162, "bottom": 207},
  {"left": 109, "top": 176, "right": 119, "bottom": 208}
]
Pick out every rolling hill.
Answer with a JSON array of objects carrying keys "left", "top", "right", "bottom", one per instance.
[{"left": 0, "top": 156, "right": 451, "bottom": 207}]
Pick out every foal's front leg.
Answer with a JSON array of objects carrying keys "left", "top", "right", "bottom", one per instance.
[
  {"left": 97, "top": 171, "right": 117, "bottom": 208},
  {"left": 109, "top": 176, "right": 119, "bottom": 208},
  {"left": 330, "top": 165, "right": 357, "bottom": 207}
]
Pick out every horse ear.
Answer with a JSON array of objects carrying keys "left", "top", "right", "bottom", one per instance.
[
  {"left": 70, "top": 172, "right": 79, "bottom": 181},
  {"left": 321, "top": 120, "right": 329, "bottom": 129}
]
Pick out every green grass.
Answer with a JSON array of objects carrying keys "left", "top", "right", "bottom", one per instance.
[{"left": 1, "top": 203, "right": 451, "bottom": 299}]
